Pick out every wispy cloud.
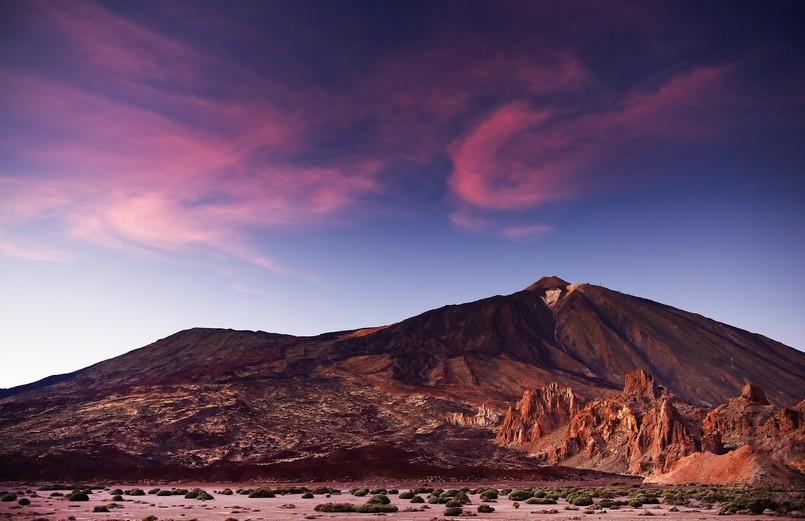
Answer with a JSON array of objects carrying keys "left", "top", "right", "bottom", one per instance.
[{"left": 447, "top": 66, "right": 735, "bottom": 213}]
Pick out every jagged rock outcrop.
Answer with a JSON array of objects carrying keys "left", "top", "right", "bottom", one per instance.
[
  {"left": 447, "top": 404, "right": 502, "bottom": 428},
  {"left": 496, "top": 383, "right": 581, "bottom": 445},
  {"left": 496, "top": 372, "right": 804, "bottom": 481},
  {"left": 497, "top": 370, "right": 700, "bottom": 474}
]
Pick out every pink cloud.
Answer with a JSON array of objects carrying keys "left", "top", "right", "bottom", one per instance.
[
  {"left": 501, "top": 223, "right": 554, "bottom": 241},
  {"left": 447, "top": 65, "right": 734, "bottom": 212}
]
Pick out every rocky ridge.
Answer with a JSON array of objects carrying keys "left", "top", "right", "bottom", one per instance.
[{"left": 496, "top": 372, "right": 804, "bottom": 483}]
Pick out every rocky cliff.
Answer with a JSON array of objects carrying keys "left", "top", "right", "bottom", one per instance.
[{"left": 496, "top": 371, "right": 804, "bottom": 483}]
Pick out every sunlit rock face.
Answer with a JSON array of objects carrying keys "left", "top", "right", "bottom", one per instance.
[{"left": 0, "top": 277, "right": 802, "bottom": 481}]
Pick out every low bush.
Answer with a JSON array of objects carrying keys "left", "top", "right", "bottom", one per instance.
[
  {"left": 110, "top": 489, "right": 123, "bottom": 496},
  {"left": 369, "top": 488, "right": 387, "bottom": 495},
  {"left": 50, "top": 492, "right": 63, "bottom": 497},
  {"left": 172, "top": 489, "right": 189, "bottom": 495},
  {"left": 354, "top": 503, "right": 398, "bottom": 513},
  {"left": 219, "top": 488, "right": 233, "bottom": 496},
  {"left": 410, "top": 495, "right": 424, "bottom": 503},
  {"left": 352, "top": 488, "right": 369, "bottom": 497},
  {"left": 66, "top": 492, "right": 89, "bottom": 502},
  {"left": 443, "top": 506, "right": 462, "bottom": 516},
  {"left": 143, "top": 516, "right": 158, "bottom": 521},
  {"left": 413, "top": 487, "right": 434, "bottom": 494},
  {"left": 18, "top": 498, "right": 31, "bottom": 506},
  {"left": 126, "top": 489, "right": 145, "bottom": 496},
  {"left": 1, "top": 493, "right": 17, "bottom": 502},
  {"left": 526, "top": 497, "right": 557, "bottom": 504},
  {"left": 314, "top": 502, "right": 354, "bottom": 512},
  {"left": 388, "top": 489, "right": 399, "bottom": 495},
  {"left": 566, "top": 492, "right": 593, "bottom": 506},
  {"left": 93, "top": 506, "right": 109, "bottom": 512},
  {"left": 156, "top": 490, "right": 173, "bottom": 497},
  {"left": 479, "top": 489, "right": 498, "bottom": 501},
  {"left": 445, "top": 499, "right": 462, "bottom": 508},
  {"left": 399, "top": 491, "right": 415, "bottom": 499},
  {"left": 248, "top": 488, "right": 274, "bottom": 498},
  {"left": 508, "top": 489, "right": 533, "bottom": 501},
  {"left": 148, "top": 488, "right": 160, "bottom": 495},
  {"left": 477, "top": 504, "right": 494, "bottom": 513},
  {"left": 367, "top": 494, "right": 390, "bottom": 505},
  {"left": 301, "top": 492, "right": 314, "bottom": 499}
]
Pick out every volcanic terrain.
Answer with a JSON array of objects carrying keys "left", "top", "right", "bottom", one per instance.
[{"left": 0, "top": 276, "right": 803, "bottom": 482}]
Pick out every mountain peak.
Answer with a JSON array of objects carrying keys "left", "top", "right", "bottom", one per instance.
[{"left": 524, "top": 276, "right": 570, "bottom": 293}]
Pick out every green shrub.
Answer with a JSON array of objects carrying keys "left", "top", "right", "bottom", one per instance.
[
  {"left": 399, "top": 491, "right": 415, "bottom": 499},
  {"left": 369, "top": 488, "right": 387, "bottom": 495},
  {"left": 314, "top": 502, "right": 354, "bottom": 512},
  {"left": 110, "top": 489, "right": 123, "bottom": 496},
  {"left": 93, "top": 506, "right": 109, "bottom": 512},
  {"left": 148, "top": 488, "right": 160, "bottom": 495},
  {"left": 444, "top": 506, "right": 463, "bottom": 516},
  {"left": 1, "top": 493, "right": 17, "bottom": 502},
  {"left": 50, "top": 492, "right": 63, "bottom": 497},
  {"left": 172, "top": 489, "right": 189, "bottom": 495},
  {"left": 526, "top": 497, "right": 557, "bottom": 504},
  {"left": 388, "top": 489, "right": 399, "bottom": 495},
  {"left": 628, "top": 498, "right": 643, "bottom": 508},
  {"left": 248, "top": 488, "right": 274, "bottom": 498},
  {"left": 352, "top": 488, "right": 369, "bottom": 497},
  {"left": 301, "top": 492, "right": 314, "bottom": 499},
  {"left": 127, "top": 489, "right": 145, "bottom": 496},
  {"left": 156, "top": 490, "right": 173, "bottom": 497},
  {"left": 367, "top": 494, "right": 390, "bottom": 505},
  {"left": 410, "top": 495, "right": 424, "bottom": 503},
  {"left": 479, "top": 489, "right": 498, "bottom": 501},
  {"left": 566, "top": 492, "right": 593, "bottom": 506},
  {"left": 508, "top": 489, "right": 533, "bottom": 501},
  {"left": 112, "top": 494, "right": 123, "bottom": 501},
  {"left": 413, "top": 487, "right": 434, "bottom": 494},
  {"left": 18, "top": 498, "right": 31, "bottom": 506},
  {"left": 311, "top": 486, "right": 339, "bottom": 495},
  {"left": 143, "top": 516, "right": 158, "bottom": 521},
  {"left": 219, "top": 488, "right": 233, "bottom": 496},
  {"left": 355, "top": 503, "right": 398, "bottom": 513},
  {"left": 477, "top": 504, "right": 494, "bottom": 513},
  {"left": 66, "top": 492, "right": 89, "bottom": 502}
]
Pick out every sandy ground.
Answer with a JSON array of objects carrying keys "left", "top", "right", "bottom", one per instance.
[{"left": 0, "top": 482, "right": 774, "bottom": 521}]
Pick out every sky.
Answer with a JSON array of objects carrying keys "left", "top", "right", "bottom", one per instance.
[{"left": 1, "top": 1, "right": 804, "bottom": 389}]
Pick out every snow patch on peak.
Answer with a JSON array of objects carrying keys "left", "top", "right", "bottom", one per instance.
[{"left": 542, "top": 288, "right": 562, "bottom": 307}]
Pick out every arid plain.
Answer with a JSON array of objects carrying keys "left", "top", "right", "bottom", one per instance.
[{"left": 2, "top": 481, "right": 803, "bottom": 521}]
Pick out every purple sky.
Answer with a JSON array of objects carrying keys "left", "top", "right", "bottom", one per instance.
[{"left": 1, "top": 1, "right": 804, "bottom": 388}]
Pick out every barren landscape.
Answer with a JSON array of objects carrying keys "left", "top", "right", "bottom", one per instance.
[{"left": 2, "top": 481, "right": 804, "bottom": 521}]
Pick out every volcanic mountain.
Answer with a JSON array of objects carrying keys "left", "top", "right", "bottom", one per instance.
[{"left": 0, "top": 276, "right": 803, "bottom": 481}]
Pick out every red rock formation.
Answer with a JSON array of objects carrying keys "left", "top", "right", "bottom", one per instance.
[
  {"left": 497, "top": 370, "right": 700, "bottom": 474},
  {"left": 447, "top": 404, "right": 502, "bottom": 428},
  {"left": 496, "top": 383, "right": 580, "bottom": 446}
]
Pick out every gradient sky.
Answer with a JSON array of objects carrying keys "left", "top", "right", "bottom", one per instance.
[{"left": 1, "top": 1, "right": 804, "bottom": 388}]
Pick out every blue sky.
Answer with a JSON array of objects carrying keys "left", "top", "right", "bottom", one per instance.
[{"left": 1, "top": 0, "right": 804, "bottom": 388}]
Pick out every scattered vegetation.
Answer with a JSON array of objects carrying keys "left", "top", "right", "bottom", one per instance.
[
  {"left": 443, "top": 506, "right": 463, "bottom": 516},
  {"left": 66, "top": 492, "right": 89, "bottom": 502},
  {"left": 248, "top": 488, "right": 274, "bottom": 498},
  {"left": 93, "top": 506, "right": 109, "bottom": 512},
  {"left": 477, "top": 503, "right": 495, "bottom": 513}
]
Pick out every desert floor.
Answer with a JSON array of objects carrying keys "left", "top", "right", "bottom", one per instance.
[{"left": 0, "top": 482, "right": 781, "bottom": 521}]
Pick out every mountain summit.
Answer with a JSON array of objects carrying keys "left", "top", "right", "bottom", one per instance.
[{"left": 0, "top": 277, "right": 803, "bottom": 480}]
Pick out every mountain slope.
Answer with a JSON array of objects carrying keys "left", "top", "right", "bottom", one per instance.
[{"left": 0, "top": 276, "right": 802, "bottom": 480}]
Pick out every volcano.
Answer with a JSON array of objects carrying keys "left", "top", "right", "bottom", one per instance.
[{"left": 1, "top": 276, "right": 803, "bottom": 481}]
